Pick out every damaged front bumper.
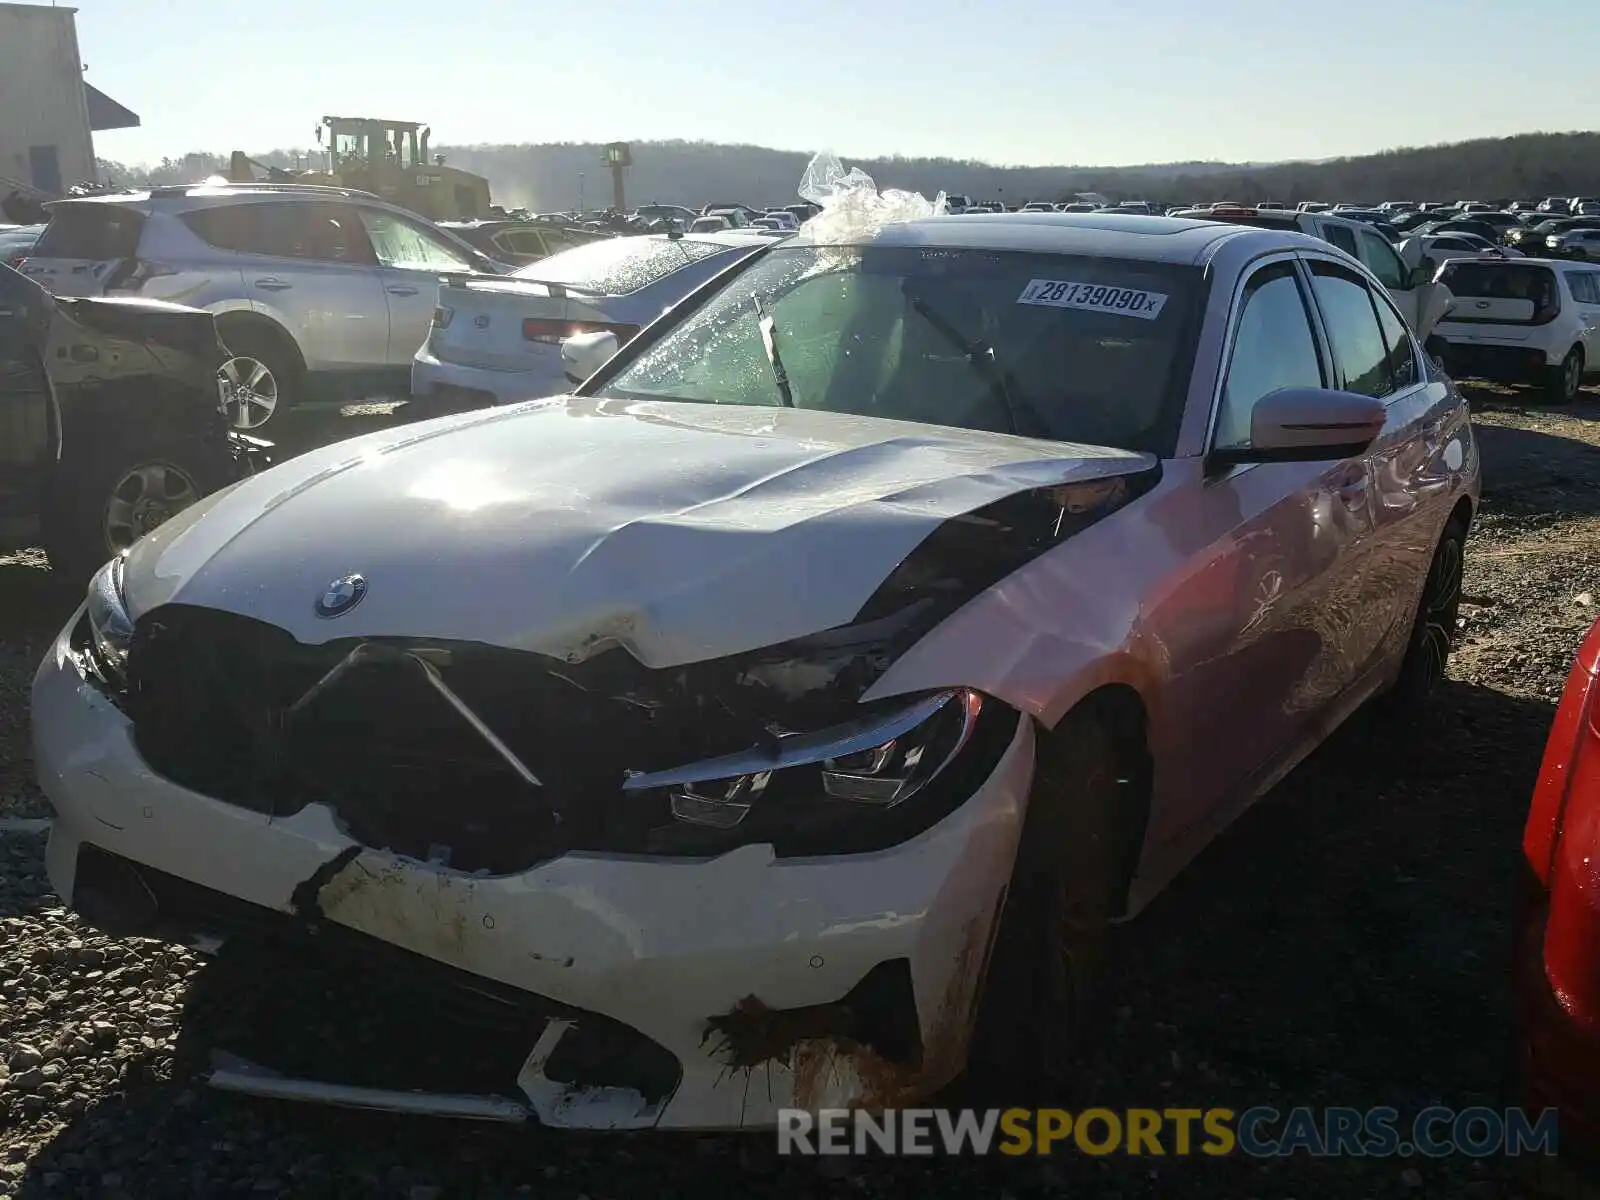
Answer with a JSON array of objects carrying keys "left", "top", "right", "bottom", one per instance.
[{"left": 32, "top": 609, "right": 1036, "bottom": 1130}]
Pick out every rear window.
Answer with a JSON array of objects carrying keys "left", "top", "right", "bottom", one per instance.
[
  {"left": 31, "top": 204, "right": 145, "bottom": 259},
  {"left": 1439, "top": 261, "right": 1557, "bottom": 300},
  {"left": 512, "top": 236, "right": 732, "bottom": 295}
]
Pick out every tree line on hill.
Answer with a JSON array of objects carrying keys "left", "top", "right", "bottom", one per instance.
[{"left": 95, "top": 130, "right": 1600, "bottom": 213}]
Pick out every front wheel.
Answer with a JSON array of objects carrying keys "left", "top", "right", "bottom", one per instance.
[{"left": 964, "top": 715, "right": 1135, "bottom": 1100}]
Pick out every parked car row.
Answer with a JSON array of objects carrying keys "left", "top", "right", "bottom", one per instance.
[
  {"left": 14, "top": 173, "right": 1596, "bottom": 453},
  {"left": 1170, "top": 206, "right": 1600, "bottom": 403}
]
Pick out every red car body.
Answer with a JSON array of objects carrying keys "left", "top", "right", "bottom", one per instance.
[{"left": 1518, "top": 615, "right": 1600, "bottom": 1151}]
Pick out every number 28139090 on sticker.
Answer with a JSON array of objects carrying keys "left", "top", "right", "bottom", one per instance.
[{"left": 1016, "top": 279, "right": 1169, "bottom": 320}]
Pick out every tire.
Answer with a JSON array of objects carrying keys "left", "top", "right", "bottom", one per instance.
[
  {"left": 964, "top": 714, "right": 1137, "bottom": 1101},
  {"left": 216, "top": 324, "right": 301, "bottom": 434},
  {"left": 1380, "top": 517, "right": 1466, "bottom": 714},
  {"left": 42, "top": 440, "right": 221, "bottom": 586},
  {"left": 1545, "top": 348, "right": 1584, "bottom": 405}
]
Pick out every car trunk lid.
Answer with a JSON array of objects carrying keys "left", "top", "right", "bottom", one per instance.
[{"left": 428, "top": 275, "right": 636, "bottom": 372}]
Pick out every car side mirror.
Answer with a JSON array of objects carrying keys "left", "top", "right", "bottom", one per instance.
[
  {"left": 561, "top": 330, "right": 620, "bottom": 385},
  {"left": 1214, "top": 388, "right": 1386, "bottom": 465},
  {"left": 1410, "top": 262, "right": 1435, "bottom": 286}
]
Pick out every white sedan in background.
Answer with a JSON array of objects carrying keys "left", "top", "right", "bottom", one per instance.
[{"left": 411, "top": 231, "right": 780, "bottom": 410}]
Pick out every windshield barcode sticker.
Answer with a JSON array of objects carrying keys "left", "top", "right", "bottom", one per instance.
[{"left": 1016, "top": 279, "right": 1168, "bottom": 319}]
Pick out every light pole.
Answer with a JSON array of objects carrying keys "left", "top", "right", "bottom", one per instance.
[
  {"left": 603, "top": 143, "right": 632, "bottom": 211},
  {"left": 578, "top": 172, "right": 585, "bottom": 214}
]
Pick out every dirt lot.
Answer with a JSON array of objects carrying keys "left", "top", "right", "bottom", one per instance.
[{"left": 1, "top": 387, "right": 1598, "bottom": 1198}]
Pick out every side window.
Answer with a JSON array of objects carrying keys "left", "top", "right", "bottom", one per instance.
[
  {"left": 1308, "top": 260, "right": 1393, "bottom": 399},
  {"left": 1356, "top": 230, "right": 1406, "bottom": 289},
  {"left": 1321, "top": 222, "right": 1359, "bottom": 256},
  {"left": 1567, "top": 272, "right": 1599, "bottom": 304},
  {"left": 1213, "top": 263, "right": 1325, "bottom": 451},
  {"left": 507, "top": 230, "right": 550, "bottom": 257},
  {"left": 1370, "top": 289, "right": 1420, "bottom": 394},
  {"left": 288, "top": 205, "right": 370, "bottom": 264},
  {"left": 355, "top": 209, "right": 473, "bottom": 271},
  {"left": 182, "top": 202, "right": 369, "bottom": 264},
  {"left": 489, "top": 230, "right": 529, "bottom": 258},
  {"left": 181, "top": 204, "right": 286, "bottom": 256}
]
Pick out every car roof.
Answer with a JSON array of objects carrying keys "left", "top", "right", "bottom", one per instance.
[
  {"left": 44, "top": 185, "right": 403, "bottom": 215},
  {"left": 858, "top": 212, "right": 1314, "bottom": 266}
]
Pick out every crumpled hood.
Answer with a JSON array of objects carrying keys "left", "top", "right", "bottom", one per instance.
[{"left": 121, "top": 396, "right": 1155, "bottom": 667}]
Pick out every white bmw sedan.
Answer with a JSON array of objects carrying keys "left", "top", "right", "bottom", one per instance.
[{"left": 33, "top": 213, "right": 1478, "bottom": 1131}]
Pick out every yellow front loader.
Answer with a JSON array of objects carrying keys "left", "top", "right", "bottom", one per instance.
[{"left": 226, "top": 117, "right": 492, "bottom": 221}]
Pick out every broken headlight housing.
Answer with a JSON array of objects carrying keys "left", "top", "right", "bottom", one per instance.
[
  {"left": 623, "top": 688, "right": 1014, "bottom": 856},
  {"left": 84, "top": 555, "right": 135, "bottom": 686}
]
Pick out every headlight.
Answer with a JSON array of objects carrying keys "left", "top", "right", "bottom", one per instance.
[
  {"left": 85, "top": 555, "right": 135, "bottom": 682},
  {"left": 622, "top": 688, "right": 1001, "bottom": 854}
]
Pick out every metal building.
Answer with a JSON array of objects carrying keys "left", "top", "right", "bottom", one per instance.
[{"left": 0, "top": 2, "right": 139, "bottom": 198}]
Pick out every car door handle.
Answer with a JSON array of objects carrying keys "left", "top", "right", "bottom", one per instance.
[
  {"left": 386, "top": 285, "right": 419, "bottom": 296},
  {"left": 253, "top": 278, "right": 292, "bottom": 291}
]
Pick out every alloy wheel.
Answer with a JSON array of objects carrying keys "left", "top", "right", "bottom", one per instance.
[
  {"left": 1565, "top": 352, "right": 1584, "bottom": 401},
  {"left": 103, "top": 463, "right": 201, "bottom": 552},
  {"left": 218, "top": 355, "right": 280, "bottom": 430}
]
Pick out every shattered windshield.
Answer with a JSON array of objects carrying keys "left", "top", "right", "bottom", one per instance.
[{"left": 595, "top": 245, "right": 1203, "bottom": 454}]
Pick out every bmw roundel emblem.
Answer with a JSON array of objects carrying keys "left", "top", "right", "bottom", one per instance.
[{"left": 315, "top": 573, "right": 368, "bottom": 618}]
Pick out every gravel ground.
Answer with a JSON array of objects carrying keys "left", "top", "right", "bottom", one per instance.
[{"left": 2, "top": 385, "right": 1599, "bottom": 1198}]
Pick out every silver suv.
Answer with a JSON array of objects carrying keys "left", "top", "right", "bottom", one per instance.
[{"left": 16, "top": 183, "right": 501, "bottom": 432}]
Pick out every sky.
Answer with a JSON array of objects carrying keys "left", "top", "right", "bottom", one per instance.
[{"left": 64, "top": 0, "right": 1600, "bottom": 170}]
